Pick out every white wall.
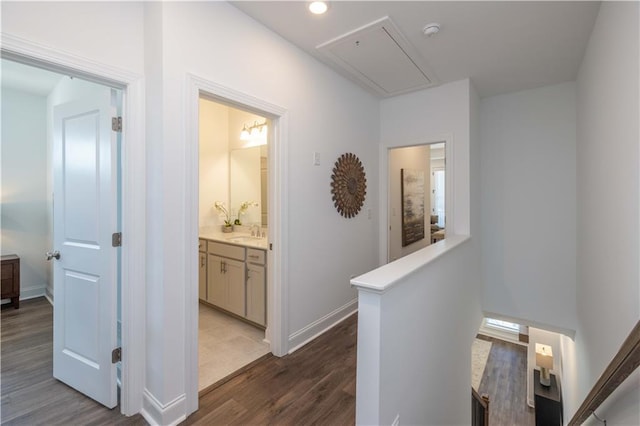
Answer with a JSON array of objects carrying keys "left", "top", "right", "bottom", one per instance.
[
  {"left": 1, "top": 2, "right": 145, "bottom": 76},
  {"left": 355, "top": 79, "right": 482, "bottom": 425},
  {"left": 480, "top": 82, "right": 578, "bottom": 334},
  {"left": 380, "top": 79, "right": 474, "bottom": 262},
  {"left": 199, "top": 98, "right": 229, "bottom": 229},
  {"left": 571, "top": 2, "right": 639, "bottom": 424},
  {"left": 145, "top": 2, "right": 380, "bottom": 422},
  {"left": 388, "top": 145, "right": 431, "bottom": 261},
  {"left": 1, "top": 88, "right": 49, "bottom": 299}
]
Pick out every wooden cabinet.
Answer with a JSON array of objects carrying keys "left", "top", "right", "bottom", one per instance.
[
  {"left": 206, "top": 242, "right": 246, "bottom": 318},
  {"left": 199, "top": 239, "right": 207, "bottom": 300},
  {"left": 1, "top": 255, "right": 20, "bottom": 309},
  {"left": 198, "top": 252, "right": 207, "bottom": 300},
  {"left": 246, "top": 261, "right": 266, "bottom": 326},
  {"left": 534, "top": 370, "right": 563, "bottom": 426},
  {"left": 207, "top": 254, "right": 245, "bottom": 317},
  {"left": 200, "top": 238, "right": 267, "bottom": 327}
]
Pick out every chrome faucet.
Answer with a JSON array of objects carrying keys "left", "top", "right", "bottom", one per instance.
[{"left": 251, "top": 224, "right": 261, "bottom": 238}]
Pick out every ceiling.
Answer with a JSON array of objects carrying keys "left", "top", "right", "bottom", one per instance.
[
  {"left": 1, "top": 59, "right": 64, "bottom": 96},
  {"left": 232, "top": 1, "right": 600, "bottom": 98}
]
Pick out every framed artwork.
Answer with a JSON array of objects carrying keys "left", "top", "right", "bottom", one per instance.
[{"left": 401, "top": 168, "right": 425, "bottom": 246}]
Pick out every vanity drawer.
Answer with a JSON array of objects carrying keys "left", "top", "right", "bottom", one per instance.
[
  {"left": 208, "top": 241, "right": 245, "bottom": 261},
  {"left": 246, "top": 248, "right": 266, "bottom": 265},
  {"left": 198, "top": 239, "right": 206, "bottom": 252}
]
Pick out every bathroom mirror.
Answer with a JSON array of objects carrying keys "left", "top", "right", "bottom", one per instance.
[{"left": 230, "top": 145, "right": 268, "bottom": 227}]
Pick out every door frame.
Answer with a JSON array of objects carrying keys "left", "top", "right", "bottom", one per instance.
[
  {"left": 184, "top": 74, "right": 289, "bottom": 413},
  {"left": 1, "top": 34, "right": 146, "bottom": 415},
  {"left": 381, "top": 134, "right": 454, "bottom": 264}
]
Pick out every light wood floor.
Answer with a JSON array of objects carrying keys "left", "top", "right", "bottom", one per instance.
[{"left": 2, "top": 298, "right": 532, "bottom": 425}]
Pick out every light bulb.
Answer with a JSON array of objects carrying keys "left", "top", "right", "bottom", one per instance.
[{"left": 309, "top": 1, "right": 328, "bottom": 15}]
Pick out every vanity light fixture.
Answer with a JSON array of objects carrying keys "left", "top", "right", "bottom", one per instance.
[
  {"left": 240, "top": 124, "right": 250, "bottom": 140},
  {"left": 239, "top": 121, "right": 268, "bottom": 143},
  {"left": 309, "top": 1, "right": 328, "bottom": 15}
]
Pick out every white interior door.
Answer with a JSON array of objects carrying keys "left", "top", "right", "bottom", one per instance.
[{"left": 51, "top": 91, "right": 118, "bottom": 408}]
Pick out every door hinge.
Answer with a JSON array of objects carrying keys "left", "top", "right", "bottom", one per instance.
[
  {"left": 112, "top": 116, "right": 122, "bottom": 132},
  {"left": 112, "top": 347, "right": 122, "bottom": 363},
  {"left": 112, "top": 232, "right": 122, "bottom": 247}
]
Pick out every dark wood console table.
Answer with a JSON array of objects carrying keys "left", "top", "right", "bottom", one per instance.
[
  {"left": 1, "top": 254, "right": 20, "bottom": 309},
  {"left": 534, "top": 369, "right": 563, "bottom": 426}
]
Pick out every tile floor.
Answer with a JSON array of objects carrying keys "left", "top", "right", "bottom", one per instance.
[{"left": 198, "top": 302, "right": 270, "bottom": 391}]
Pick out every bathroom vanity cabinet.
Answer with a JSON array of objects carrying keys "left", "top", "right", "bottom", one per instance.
[
  {"left": 200, "top": 238, "right": 266, "bottom": 327},
  {"left": 198, "top": 239, "right": 207, "bottom": 300},
  {"left": 246, "top": 248, "right": 266, "bottom": 326}
]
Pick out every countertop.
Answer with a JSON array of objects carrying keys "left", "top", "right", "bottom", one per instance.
[{"left": 199, "top": 228, "right": 268, "bottom": 250}]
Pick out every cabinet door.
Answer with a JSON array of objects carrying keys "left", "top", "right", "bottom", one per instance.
[
  {"left": 225, "top": 258, "right": 246, "bottom": 317},
  {"left": 246, "top": 263, "right": 266, "bottom": 326},
  {"left": 198, "top": 253, "right": 207, "bottom": 300},
  {"left": 207, "top": 254, "right": 226, "bottom": 308}
]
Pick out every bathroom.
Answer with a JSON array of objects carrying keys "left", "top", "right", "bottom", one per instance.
[{"left": 197, "top": 96, "right": 270, "bottom": 392}]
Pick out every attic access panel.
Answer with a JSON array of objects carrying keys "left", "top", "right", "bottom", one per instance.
[{"left": 317, "top": 17, "right": 437, "bottom": 97}]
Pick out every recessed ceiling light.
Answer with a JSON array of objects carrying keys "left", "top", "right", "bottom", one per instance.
[{"left": 309, "top": 1, "right": 328, "bottom": 15}]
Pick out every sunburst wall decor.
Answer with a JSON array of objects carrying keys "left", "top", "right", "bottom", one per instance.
[{"left": 330, "top": 153, "right": 367, "bottom": 218}]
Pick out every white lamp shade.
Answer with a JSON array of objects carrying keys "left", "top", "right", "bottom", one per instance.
[{"left": 535, "top": 343, "right": 554, "bottom": 369}]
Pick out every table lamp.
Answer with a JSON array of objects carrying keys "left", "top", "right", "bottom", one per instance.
[{"left": 535, "top": 343, "right": 553, "bottom": 387}]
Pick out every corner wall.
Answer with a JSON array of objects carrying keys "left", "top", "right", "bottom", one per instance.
[
  {"left": 571, "top": 2, "right": 639, "bottom": 423},
  {"left": 1, "top": 88, "right": 49, "bottom": 300},
  {"left": 479, "top": 81, "right": 578, "bottom": 333},
  {"left": 146, "top": 2, "right": 381, "bottom": 422},
  {"left": 356, "top": 79, "right": 482, "bottom": 425}
]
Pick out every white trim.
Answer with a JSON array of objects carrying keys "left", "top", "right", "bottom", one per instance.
[
  {"left": 287, "top": 299, "right": 358, "bottom": 354},
  {"left": 352, "top": 235, "right": 470, "bottom": 294},
  {"left": 1, "top": 32, "right": 146, "bottom": 416},
  {"left": 380, "top": 133, "right": 455, "bottom": 265},
  {"left": 45, "top": 293, "right": 54, "bottom": 306},
  {"left": 18, "top": 285, "right": 47, "bottom": 300},
  {"left": 184, "top": 74, "right": 289, "bottom": 415},
  {"left": 141, "top": 390, "right": 187, "bottom": 426}
]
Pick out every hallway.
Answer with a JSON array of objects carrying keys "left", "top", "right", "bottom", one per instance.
[{"left": 3, "top": 299, "right": 532, "bottom": 425}]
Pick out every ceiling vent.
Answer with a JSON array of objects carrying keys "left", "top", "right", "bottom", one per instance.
[{"left": 316, "top": 17, "right": 438, "bottom": 97}]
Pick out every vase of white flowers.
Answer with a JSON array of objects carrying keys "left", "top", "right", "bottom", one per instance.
[
  {"left": 234, "top": 201, "right": 259, "bottom": 226},
  {"left": 214, "top": 201, "right": 233, "bottom": 233}
]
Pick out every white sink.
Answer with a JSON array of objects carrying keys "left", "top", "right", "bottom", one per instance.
[{"left": 226, "top": 236, "right": 261, "bottom": 243}]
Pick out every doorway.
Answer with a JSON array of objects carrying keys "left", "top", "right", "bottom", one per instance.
[
  {"left": 1, "top": 38, "right": 145, "bottom": 415},
  {"left": 197, "top": 97, "right": 271, "bottom": 392},
  {"left": 387, "top": 142, "right": 446, "bottom": 262},
  {"left": 1, "top": 58, "right": 125, "bottom": 409},
  {"left": 184, "top": 76, "right": 289, "bottom": 413}
]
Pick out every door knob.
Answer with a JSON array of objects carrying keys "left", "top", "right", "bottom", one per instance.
[{"left": 46, "top": 250, "right": 61, "bottom": 261}]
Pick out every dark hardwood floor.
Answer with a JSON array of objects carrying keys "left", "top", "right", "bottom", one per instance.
[
  {"left": 1, "top": 297, "right": 146, "bottom": 425},
  {"left": 3, "top": 297, "right": 532, "bottom": 425},
  {"left": 183, "top": 314, "right": 358, "bottom": 425},
  {"left": 477, "top": 335, "right": 536, "bottom": 426}
]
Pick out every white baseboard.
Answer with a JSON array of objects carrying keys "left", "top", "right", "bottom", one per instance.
[
  {"left": 141, "top": 389, "right": 187, "bottom": 426},
  {"left": 44, "top": 293, "right": 54, "bottom": 306},
  {"left": 288, "top": 298, "right": 358, "bottom": 354},
  {"left": 19, "top": 284, "right": 46, "bottom": 300}
]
